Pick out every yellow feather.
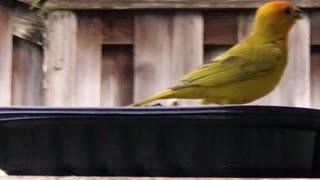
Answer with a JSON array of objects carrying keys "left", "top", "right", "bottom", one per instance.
[
  {"left": 129, "top": 90, "right": 174, "bottom": 107},
  {"left": 130, "top": 1, "right": 302, "bottom": 106}
]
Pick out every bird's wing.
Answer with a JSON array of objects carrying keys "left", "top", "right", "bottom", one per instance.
[{"left": 175, "top": 45, "right": 283, "bottom": 89}]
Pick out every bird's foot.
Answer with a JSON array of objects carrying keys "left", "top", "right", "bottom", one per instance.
[{"left": 145, "top": 103, "right": 165, "bottom": 107}]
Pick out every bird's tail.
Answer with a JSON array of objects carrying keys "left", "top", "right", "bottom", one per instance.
[{"left": 129, "top": 89, "right": 174, "bottom": 106}]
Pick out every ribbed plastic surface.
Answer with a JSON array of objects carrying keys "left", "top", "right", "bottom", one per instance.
[{"left": 0, "top": 106, "right": 319, "bottom": 177}]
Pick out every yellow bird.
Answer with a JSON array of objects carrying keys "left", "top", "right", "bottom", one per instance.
[{"left": 131, "top": 1, "right": 303, "bottom": 106}]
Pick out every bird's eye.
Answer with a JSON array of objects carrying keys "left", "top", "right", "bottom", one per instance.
[{"left": 284, "top": 7, "right": 291, "bottom": 15}]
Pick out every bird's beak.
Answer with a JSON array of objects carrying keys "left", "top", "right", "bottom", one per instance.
[{"left": 293, "top": 8, "right": 304, "bottom": 19}]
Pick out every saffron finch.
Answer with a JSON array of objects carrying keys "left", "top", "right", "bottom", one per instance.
[{"left": 131, "top": 1, "right": 303, "bottom": 106}]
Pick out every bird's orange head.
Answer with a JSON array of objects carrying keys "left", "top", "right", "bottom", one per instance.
[{"left": 253, "top": 1, "right": 303, "bottom": 38}]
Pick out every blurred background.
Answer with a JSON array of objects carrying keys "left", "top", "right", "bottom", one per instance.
[{"left": 1, "top": 0, "right": 319, "bottom": 107}]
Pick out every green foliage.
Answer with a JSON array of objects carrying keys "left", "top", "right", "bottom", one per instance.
[{"left": 30, "top": 0, "right": 49, "bottom": 13}]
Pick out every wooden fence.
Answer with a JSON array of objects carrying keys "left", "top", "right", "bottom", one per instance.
[{"left": 1, "top": 0, "right": 319, "bottom": 108}]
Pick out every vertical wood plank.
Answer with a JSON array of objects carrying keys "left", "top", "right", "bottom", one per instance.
[
  {"left": 276, "top": 16, "right": 311, "bottom": 107},
  {"left": 101, "top": 46, "right": 133, "bottom": 106},
  {"left": 170, "top": 11, "right": 203, "bottom": 85},
  {"left": 74, "top": 14, "right": 102, "bottom": 107},
  {"left": 44, "top": 11, "right": 77, "bottom": 106},
  {"left": 204, "top": 11, "right": 237, "bottom": 45},
  {"left": 134, "top": 11, "right": 203, "bottom": 105},
  {"left": 0, "top": 4, "right": 13, "bottom": 106},
  {"left": 170, "top": 11, "right": 203, "bottom": 106},
  {"left": 237, "top": 10, "right": 254, "bottom": 42},
  {"left": 311, "top": 47, "right": 320, "bottom": 108},
  {"left": 134, "top": 12, "right": 172, "bottom": 103},
  {"left": 311, "top": 11, "right": 320, "bottom": 45},
  {"left": 102, "top": 12, "right": 133, "bottom": 45},
  {"left": 310, "top": 11, "right": 320, "bottom": 107},
  {"left": 12, "top": 37, "right": 43, "bottom": 106},
  {"left": 12, "top": 3, "right": 45, "bottom": 45}
]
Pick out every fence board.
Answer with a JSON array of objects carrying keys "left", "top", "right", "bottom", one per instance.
[
  {"left": 101, "top": 46, "right": 133, "bottom": 106},
  {"left": 102, "top": 12, "right": 133, "bottom": 45},
  {"left": 4, "top": 6, "right": 320, "bottom": 107},
  {"left": 237, "top": 10, "right": 254, "bottom": 41},
  {"left": 44, "top": 11, "right": 77, "bottom": 106},
  {"left": 170, "top": 11, "right": 203, "bottom": 106},
  {"left": 12, "top": 2, "right": 45, "bottom": 45},
  {"left": 12, "top": 37, "right": 43, "bottom": 106},
  {"left": 18, "top": 0, "right": 320, "bottom": 10},
  {"left": 134, "top": 12, "right": 203, "bottom": 105},
  {"left": 278, "top": 16, "right": 311, "bottom": 107},
  {"left": 74, "top": 14, "right": 102, "bottom": 106},
  {"left": 204, "top": 11, "right": 237, "bottom": 45},
  {"left": 311, "top": 11, "right": 320, "bottom": 45},
  {"left": 0, "top": 4, "right": 12, "bottom": 106},
  {"left": 134, "top": 12, "right": 172, "bottom": 103},
  {"left": 311, "top": 46, "right": 320, "bottom": 108}
]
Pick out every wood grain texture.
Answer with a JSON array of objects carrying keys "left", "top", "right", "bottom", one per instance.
[
  {"left": 171, "top": 11, "right": 203, "bottom": 80},
  {"left": 44, "top": 11, "right": 77, "bottom": 106},
  {"left": 237, "top": 10, "right": 254, "bottom": 41},
  {"left": 18, "top": 0, "right": 320, "bottom": 10},
  {"left": 74, "top": 14, "right": 102, "bottom": 107},
  {"left": 12, "top": 37, "right": 43, "bottom": 106},
  {"left": 101, "top": 46, "right": 133, "bottom": 106},
  {"left": 277, "top": 16, "right": 311, "bottom": 107},
  {"left": 0, "top": 4, "right": 13, "bottom": 106},
  {"left": 170, "top": 11, "right": 203, "bottom": 106},
  {"left": 102, "top": 12, "right": 133, "bottom": 44},
  {"left": 134, "top": 11, "right": 203, "bottom": 105},
  {"left": 12, "top": 2, "right": 45, "bottom": 45},
  {"left": 311, "top": 11, "right": 320, "bottom": 45},
  {"left": 311, "top": 46, "right": 320, "bottom": 108},
  {"left": 204, "top": 11, "right": 237, "bottom": 45},
  {"left": 134, "top": 12, "right": 172, "bottom": 102}
]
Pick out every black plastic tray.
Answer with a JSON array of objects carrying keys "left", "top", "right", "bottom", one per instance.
[{"left": 0, "top": 105, "right": 320, "bottom": 177}]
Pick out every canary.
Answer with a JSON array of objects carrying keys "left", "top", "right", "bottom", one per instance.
[{"left": 131, "top": 1, "right": 303, "bottom": 106}]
